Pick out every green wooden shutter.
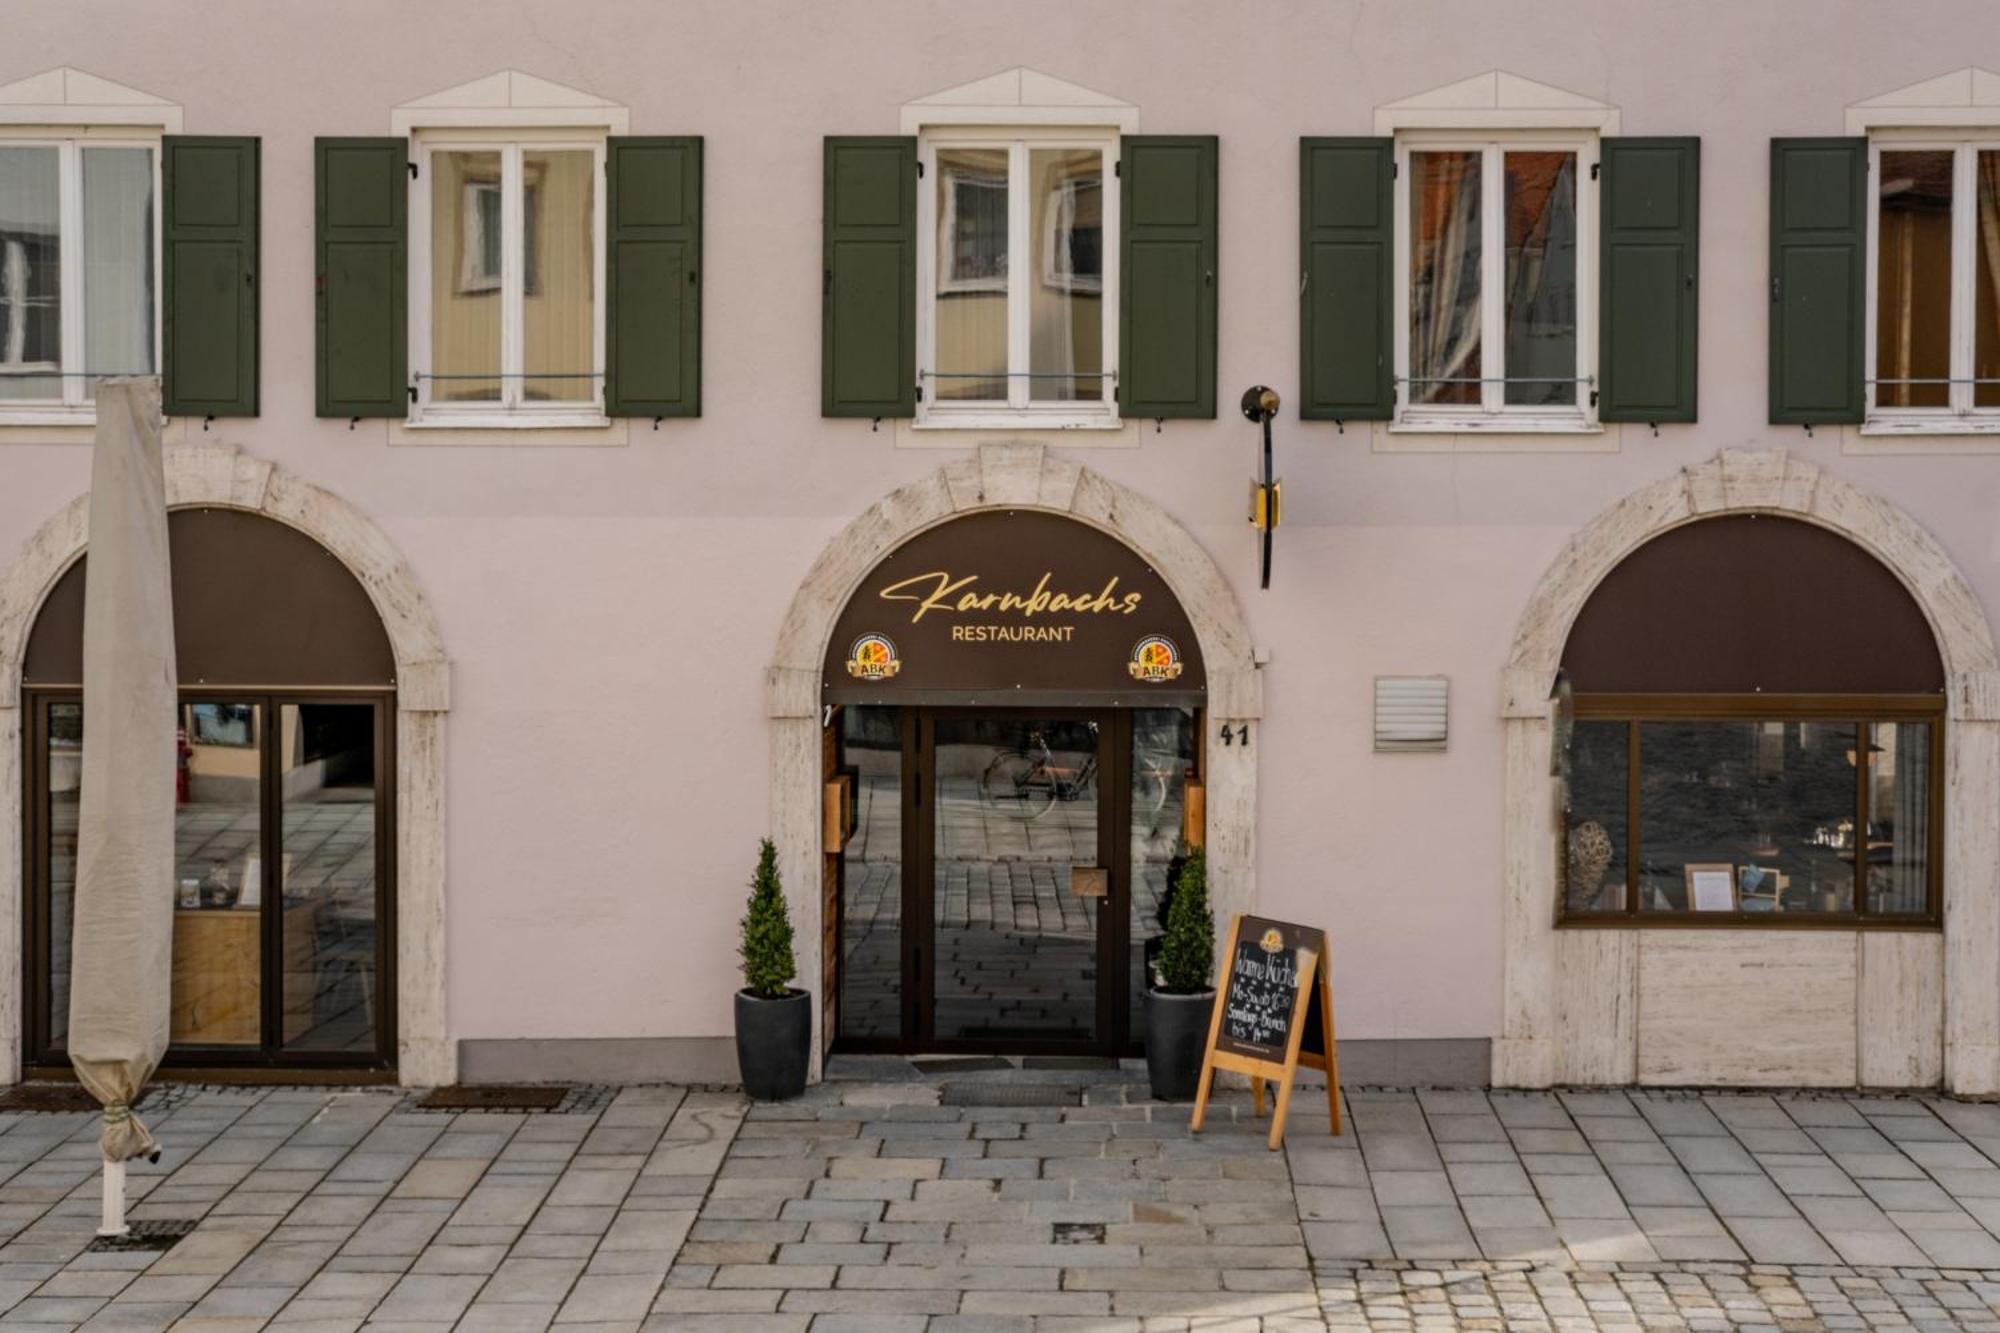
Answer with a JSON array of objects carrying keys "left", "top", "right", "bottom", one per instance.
[
  {"left": 1599, "top": 137, "right": 1700, "bottom": 423},
  {"left": 822, "top": 137, "right": 915, "bottom": 418},
  {"left": 315, "top": 138, "right": 407, "bottom": 418},
  {"left": 1299, "top": 138, "right": 1392, "bottom": 420},
  {"left": 163, "top": 136, "right": 258, "bottom": 417},
  {"left": 607, "top": 137, "right": 701, "bottom": 418},
  {"left": 1120, "top": 135, "right": 1217, "bottom": 419},
  {"left": 1770, "top": 138, "right": 1865, "bottom": 424}
]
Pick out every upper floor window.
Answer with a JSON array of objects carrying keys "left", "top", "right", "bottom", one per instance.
[
  {"left": 412, "top": 135, "right": 603, "bottom": 424},
  {"left": 1868, "top": 136, "right": 2000, "bottom": 422},
  {"left": 0, "top": 137, "right": 157, "bottom": 419},
  {"left": 1395, "top": 134, "right": 1597, "bottom": 431},
  {"left": 917, "top": 129, "right": 1118, "bottom": 428}
]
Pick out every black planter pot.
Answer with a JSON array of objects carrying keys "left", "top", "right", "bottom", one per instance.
[
  {"left": 1144, "top": 986, "right": 1216, "bottom": 1101},
  {"left": 734, "top": 989, "right": 811, "bottom": 1101}
]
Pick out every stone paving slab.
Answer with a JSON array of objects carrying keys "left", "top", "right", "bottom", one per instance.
[{"left": 0, "top": 1077, "right": 1997, "bottom": 1327}]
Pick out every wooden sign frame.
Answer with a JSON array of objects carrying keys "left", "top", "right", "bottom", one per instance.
[{"left": 1190, "top": 914, "right": 1342, "bottom": 1150}]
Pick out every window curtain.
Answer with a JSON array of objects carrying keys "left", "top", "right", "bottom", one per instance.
[
  {"left": 1411, "top": 154, "right": 1482, "bottom": 406},
  {"left": 81, "top": 149, "right": 155, "bottom": 400}
]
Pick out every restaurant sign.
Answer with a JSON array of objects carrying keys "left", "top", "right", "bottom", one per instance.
[{"left": 821, "top": 510, "right": 1206, "bottom": 704}]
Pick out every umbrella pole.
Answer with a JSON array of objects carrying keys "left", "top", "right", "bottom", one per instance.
[{"left": 97, "top": 1156, "right": 128, "bottom": 1238}]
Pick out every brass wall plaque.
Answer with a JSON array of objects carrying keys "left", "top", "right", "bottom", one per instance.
[{"left": 1071, "top": 867, "right": 1108, "bottom": 899}]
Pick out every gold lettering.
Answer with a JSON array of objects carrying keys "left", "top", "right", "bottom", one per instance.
[{"left": 877, "top": 567, "right": 1151, "bottom": 625}]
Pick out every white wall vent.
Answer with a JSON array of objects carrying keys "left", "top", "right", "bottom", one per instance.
[{"left": 1374, "top": 676, "right": 1449, "bottom": 753}]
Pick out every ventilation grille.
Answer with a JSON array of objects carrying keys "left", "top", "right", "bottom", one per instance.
[{"left": 1374, "top": 676, "right": 1449, "bottom": 753}]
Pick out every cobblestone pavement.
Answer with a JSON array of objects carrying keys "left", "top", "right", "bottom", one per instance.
[{"left": 4, "top": 1073, "right": 2000, "bottom": 1329}]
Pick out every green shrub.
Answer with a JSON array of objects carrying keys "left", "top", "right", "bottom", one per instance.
[
  {"left": 1156, "top": 845, "right": 1214, "bottom": 993},
  {"left": 739, "top": 839, "right": 797, "bottom": 998}
]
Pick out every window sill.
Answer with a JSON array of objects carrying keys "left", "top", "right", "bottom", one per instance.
[
  {"left": 0, "top": 416, "right": 194, "bottom": 446},
  {"left": 1847, "top": 419, "right": 2000, "bottom": 454},
  {"left": 1390, "top": 414, "right": 1601, "bottom": 435},
  {"left": 1557, "top": 916, "right": 1939, "bottom": 932},
  {"left": 1373, "top": 420, "right": 1619, "bottom": 454},
  {"left": 912, "top": 413, "right": 1124, "bottom": 432},
  {"left": 387, "top": 416, "right": 629, "bottom": 448},
  {"left": 405, "top": 412, "right": 613, "bottom": 431},
  {"left": 895, "top": 416, "right": 1138, "bottom": 449}
]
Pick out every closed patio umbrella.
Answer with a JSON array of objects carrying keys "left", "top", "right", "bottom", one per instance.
[{"left": 68, "top": 378, "right": 176, "bottom": 1236}]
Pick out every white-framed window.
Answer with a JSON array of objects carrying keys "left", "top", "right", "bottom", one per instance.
[
  {"left": 1865, "top": 133, "right": 2000, "bottom": 427},
  {"left": 410, "top": 133, "right": 603, "bottom": 425},
  {"left": 0, "top": 134, "right": 160, "bottom": 422},
  {"left": 917, "top": 127, "right": 1118, "bottom": 429},
  {"left": 1392, "top": 132, "right": 1598, "bottom": 432}
]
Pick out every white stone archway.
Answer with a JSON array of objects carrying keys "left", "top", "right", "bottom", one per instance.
[
  {"left": 767, "top": 443, "right": 1261, "bottom": 1071},
  {"left": 0, "top": 442, "right": 453, "bottom": 1086},
  {"left": 1497, "top": 449, "right": 2000, "bottom": 1092}
]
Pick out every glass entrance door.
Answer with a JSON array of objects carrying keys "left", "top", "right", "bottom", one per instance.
[{"left": 923, "top": 712, "right": 1118, "bottom": 1050}]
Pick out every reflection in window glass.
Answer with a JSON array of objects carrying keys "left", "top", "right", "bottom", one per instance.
[
  {"left": 1876, "top": 149, "right": 1954, "bottom": 409},
  {"left": 1503, "top": 151, "right": 1577, "bottom": 406},
  {"left": 280, "top": 704, "right": 379, "bottom": 1053},
  {"left": 1409, "top": 150, "right": 1482, "bottom": 406},
  {"left": 45, "top": 702, "right": 81, "bottom": 1045},
  {"left": 1868, "top": 721, "right": 1932, "bottom": 915},
  {"left": 839, "top": 707, "right": 902, "bottom": 1040},
  {"left": 1565, "top": 721, "right": 1628, "bottom": 914},
  {"left": 80, "top": 147, "right": 154, "bottom": 401},
  {"left": 172, "top": 701, "right": 264, "bottom": 1046},
  {"left": 935, "top": 148, "right": 1009, "bottom": 402},
  {"left": 1130, "top": 708, "right": 1198, "bottom": 1038},
  {"left": 0, "top": 145, "right": 62, "bottom": 402},
  {"left": 432, "top": 150, "right": 503, "bottom": 402},
  {"left": 520, "top": 149, "right": 594, "bottom": 404},
  {"left": 1637, "top": 721, "right": 1855, "bottom": 914},
  {"left": 1029, "top": 148, "right": 1103, "bottom": 403}
]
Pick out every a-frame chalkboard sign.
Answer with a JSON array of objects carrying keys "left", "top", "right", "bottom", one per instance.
[{"left": 1189, "top": 914, "right": 1341, "bottom": 1150}]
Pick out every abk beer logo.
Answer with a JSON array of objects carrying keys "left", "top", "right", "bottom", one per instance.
[
  {"left": 846, "top": 633, "right": 901, "bottom": 682},
  {"left": 1127, "top": 635, "right": 1184, "bottom": 683}
]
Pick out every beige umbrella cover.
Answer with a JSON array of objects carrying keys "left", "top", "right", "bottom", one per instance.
[{"left": 68, "top": 378, "right": 176, "bottom": 1163}]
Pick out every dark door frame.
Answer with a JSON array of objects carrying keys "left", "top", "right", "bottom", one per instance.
[
  {"left": 838, "top": 705, "right": 1138, "bottom": 1058},
  {"left": 21, "top": 685, "right": 398, "bottom": 1072}
]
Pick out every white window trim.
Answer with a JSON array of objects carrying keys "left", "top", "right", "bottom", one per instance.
[
  {"left": 0, "top": 130, "right": 162, "bottom": 426},
  {"left": 1860, "top": 129, "right": 2000, "bottom": 435},
  {"left": 408, "top": 131, "right": 607, "bottom": 428},
  {"left": 915, "top": 125, "right": 1120, "bottom": 432},
  {"left": 1390, "top": 129, "right": 1600, "bottom": 436}
]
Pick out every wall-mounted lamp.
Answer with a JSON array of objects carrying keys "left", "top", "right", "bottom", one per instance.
[{"left": 1241, "top": 385, "right": 1281, "bottom": 590}]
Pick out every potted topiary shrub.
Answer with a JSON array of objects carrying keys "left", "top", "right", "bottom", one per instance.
[
  {"left": 1144, "top": 844, "right": 1215, "bottom": 1100},
  {"left": 734, "top": 839, "right": 810, "bottom": 1100}
]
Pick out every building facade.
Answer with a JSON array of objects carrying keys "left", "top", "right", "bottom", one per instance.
[{"left": 4, "top": 0, "right": 2000, "bottom": 1090}]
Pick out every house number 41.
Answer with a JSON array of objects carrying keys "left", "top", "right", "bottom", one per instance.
[{"left": 1219, "top": 723, "right": 1251, "bottom": 747}]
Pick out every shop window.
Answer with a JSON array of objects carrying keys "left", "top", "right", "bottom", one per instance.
[
  {"left": 1558, "top": 513, "right": 1946, "bottom": 928},
  {"left": 1867, "top": 137, "right": 2000, "bottom": 424},
  {"left": 1397, "top": 135, "right": 1596, "bottom": 430},
  {"left": 23, "top": 508, "right": 396, "bottom": 1067},
  {"left": 918, "top": 129, "right": 1117, "bottom": 426},
  {"left": 0, "top": 137, "right": 157, "bottom": 418},
  {"left": 414, "top": 136, "right": 601, "bottom": 423},
  {"left": 1564, "top": 710, "right": 1939, "bottom": 922}
]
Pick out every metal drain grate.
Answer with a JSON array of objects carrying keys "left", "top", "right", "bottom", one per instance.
[
  {"left": 88, "top": 1219, "right": 197, "bottom": 1252},
  {"left": 939, "top": 1082, "right": 1081, "bottom": 1107},
  {"left": 0, "top": 1085, "right": 116, "bottom": 1113},
  {"left": 911, "top": 1057, "right": 1012, "bottom": 1075},
  {"left": 414, "top": 1085, "right": 569, "bottom": 1112},
  {"left": 1021, "top": 1056, "right": 1120, "bottom": 1071}
]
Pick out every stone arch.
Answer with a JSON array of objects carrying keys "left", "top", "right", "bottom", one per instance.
[
  {"left": 0, "top": 442, "right": 452, "bottom": 1086},
  {"left": 767, "top": 443, "right": 1261, "bottom": 1072},
  {"left": 1497, "top": 449, "right": 2000, "bottom": 1091}
]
